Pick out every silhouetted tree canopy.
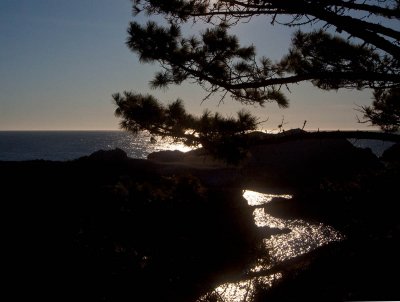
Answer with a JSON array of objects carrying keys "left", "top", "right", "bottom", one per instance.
[
  {"left": 361, "top": 87, "right": 400, "bottom": 132},
  {"left": 114, "top": 0, "right": 400, "bottom": 149},
  {"left": 114, "top": 91, "right": 258, "bottom": 162}
]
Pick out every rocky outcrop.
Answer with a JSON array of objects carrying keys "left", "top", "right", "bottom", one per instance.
[
  {"left": 381, "top": 142, "right": 400, "bottom": 162},
  {"left": 83, "top": 147, "right": 128, "bottom": 161},
  {"left": 146, "top": 134, "right": 382, "bottom": 191},
  {"left": 147, "top": 150, "right": 185, "bottom": 162},
  {"left": 86, "top": 135, "right": 382, "bottom": 191},
  {"left": 242, "top": 137, "right": 381, "bottom": 190}
]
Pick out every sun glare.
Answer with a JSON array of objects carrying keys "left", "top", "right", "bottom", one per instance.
[
  {"left": 156, "top": 140, "right": 194, "bottom": 153},
  {"left": 243, "top": 190, "right": 292, "bottom": 206}
]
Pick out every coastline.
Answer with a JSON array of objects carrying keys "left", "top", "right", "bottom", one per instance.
[{"left": 2, "top": 138, "right": 399, "bottom": 301}]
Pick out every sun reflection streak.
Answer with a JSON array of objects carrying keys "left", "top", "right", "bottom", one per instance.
[
  {"left": 245, "top": 190, "right": 343, "bottom": 265},
  {"left": 197, "top": 273, "right": 283, "bottom": 302},
  {"left": 155, "top": 140, "right": 194, "bottom": 153},
  {"left": 197, "top": 190, "right": 343, "bottom": 302},
  {"left": 243, "top": 190, "right": 292, "bottom": 206},
  {"left": 140, "top": 135, "right": 195, "bottom": 154}
]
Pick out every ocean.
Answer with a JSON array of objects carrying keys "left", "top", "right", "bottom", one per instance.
[
  {"left": 0, "top": 131, "right": 395, "bottom": 161},
  {"left": 0, "top": 131, "right": 192, "bottom": 161}
]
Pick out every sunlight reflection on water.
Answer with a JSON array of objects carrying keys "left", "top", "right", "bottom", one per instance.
[
  {"left": 127, "top": 134, "right": 194, "bottom": 157},
  {"left": 246, "top": 190, "right": 343, "bottom": 265},
  {"left": 198, "top": 273, "right": 283, "bottom": 302},
  {"left": 197, "top": 190, "right": 343, "bottom": 302},
  {"left": 141, "top": 136, "right": 194, "bottom": 153},
  {"left": 243, "top": 190, "right": 292, "bottom": 206},
  {"left": 0, "top": 131, "right": 195, "bottom": 161}
]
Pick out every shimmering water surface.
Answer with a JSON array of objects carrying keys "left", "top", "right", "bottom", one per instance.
[
  {"left": 0, "top": 131, "right": 392, "bottom": 161},
  {"left": 198, "top": 274, "right": 283, "bottom": 302},
  {"left": 0, "top": 131, "right": 191, "bottom": 161},
  {"left": 0, "top": 131, "right": 393, "bottom": 161},
  {"left": 198, "top": 190, "right": 344, "bottom": 302}
]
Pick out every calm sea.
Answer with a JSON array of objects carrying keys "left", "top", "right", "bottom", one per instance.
[
  {"left": 0, "top": 131, "right": 395, "bottom": 161},
  {"left": 0, "top": 131, "right": 192, "bottom": 161}
]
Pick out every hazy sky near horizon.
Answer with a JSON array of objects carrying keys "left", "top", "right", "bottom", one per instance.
[{"left": 0, "top": 0, "right": 379, "bottom": 131}]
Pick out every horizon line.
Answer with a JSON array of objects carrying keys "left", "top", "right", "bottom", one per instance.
[
  {"left": 0, "top": 129, "right": 123, "bottom": 132},
  {"left": 0, "top": 128, "right": 380, "bottom": 132}
]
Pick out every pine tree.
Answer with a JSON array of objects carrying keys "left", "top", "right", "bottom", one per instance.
[{"left": 114, "top": 1, "right": 400, "bottom": 158}]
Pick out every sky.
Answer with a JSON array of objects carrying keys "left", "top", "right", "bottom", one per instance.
[{"left": 0, "top": 0, "right": 379, "bottom": 131}]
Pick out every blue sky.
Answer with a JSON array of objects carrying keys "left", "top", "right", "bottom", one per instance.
[{"left": 0, "top": 0, "right": 376, "bottom": 131}]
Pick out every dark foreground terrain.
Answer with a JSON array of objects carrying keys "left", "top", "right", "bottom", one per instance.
[
  {"left": 1, "top": 139, "right": 400, "bottom": 301},
  {"left": 2, "top": 150, "right": 260, "bottom": 301}
]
